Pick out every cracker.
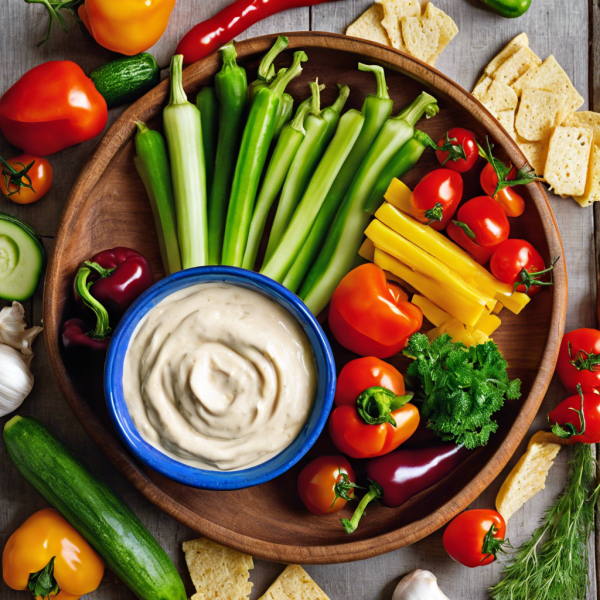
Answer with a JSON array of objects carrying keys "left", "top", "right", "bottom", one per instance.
[
  {"left": 515, "top": 88, "right": 566, "bottom": 142},
  {"left": 259, "top": 565, "right": 330, "bottom": 600},
  {"left": 182, "top": 538, "right": 254, "bottom": 600},
  {"left": 484, "top": 32, "right": 529, "bottom": 76},
  {"left": 493, "top": 46, "right": 542, "bottom": 87},
  {"left": 574, "top": 144, "right": 600, "bottom": 207},
  {"left": 564, "top": 111, "right": 600, "bottom": 142},
  {"left": 496, "top": 430, "right": 562, "bottom": 522},
  {"left": 480, "top": 80, "right": 518, "bottom": 114},
  {"left": 346, "top": 4, "right": 391, "bottom": 47},
  {"left": 516, "top": 138, "right": 547, "bottom": 176},
  {"left": 381, "top": 0, "right": 421, "bottom": 51},
  {"left": 424, "top": 3, "right": 458, "bottom": 66},
  {"left": 544, "top": 125, "right": 593, "bottom": 196},
  {"left": 401, "top": 13, "right": 440, "bottom": 64},
  {"left": 497, "top": 109, "right": 516, "bottom": 139},
  {"left": 472, "top": 75, "right": 493, "bottom": 100}
]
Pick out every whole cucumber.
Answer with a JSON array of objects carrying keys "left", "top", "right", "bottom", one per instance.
[{"left": 3, "top": 416, "right": 187, "bottom": 600}]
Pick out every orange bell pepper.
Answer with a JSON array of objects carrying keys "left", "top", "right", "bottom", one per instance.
[
  {"left": 78, "top": 0, "right": 176, "bottom": 56},
  {"left": 2, "top": 508, "right": 104, "bottom": 600}
]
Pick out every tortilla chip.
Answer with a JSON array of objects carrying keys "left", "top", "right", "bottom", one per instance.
[
  {"left": 182, "top": 538, "right": 254, "bottom": 600},
  {"left": 493, "top": 46, "right": 542, "bottom": 87},
  {"left": 515, "top": 88, "right": 566, "bottom": 141},
  {"left": 484, "top": 33, "right": 530, "bottom": 76},
  {"left": 401, "top": 13, "right": 440, "bottom": 64},
  {"left": 346, "top": 4, "right": 391, "bottom": 47},
  {"left": 516, "top": 138, "right": 547, "bottom": 176},
  {"left": 564, "top": 111, "right": 600, "bottom": 142},
  {"left": 259, "top": 565, "right": 330, "bottom": 600},
  {"left": 381, "top": 0, "right": 421, "bottom": 51},
  {"left": 496, "top": 430, "right": 562, "bottom": 522},
  {"left": 545, "top": 125, "right": 593, "bottom": 196},
  {"left": 574, "top": 144, "right": 600, "bottom": 207},
  {"left": 424, "top": 3, "right": 458, "bottom": 65}
]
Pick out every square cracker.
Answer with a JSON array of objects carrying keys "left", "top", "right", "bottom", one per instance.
[
  {"left": 493, "top": 46, "right": 542, "bottom": 87},
  {"left": 472, "top": 74, "right": 493, "bottom": 100},
  {"left": 516, "top": 138, "right": 547, "bottom": 176},
  {"left": 346, "top": 4, "right": 391, "bottom": 47},
  {"left": 182, "top": 538, "right": 254, "bottom": 600},
  {"left": 401, "top": 13, "right": 440, "bottom": 64},
  {"left": 544, "top": 125, "right": 593, "bottom": 196},
  {"left": 564, "top": 111, "right": 600, "bottom": 143},
  {"left": 574, "top": 144, "right": 600, "bottom": 207},
  {"left": 259, "top": 565, "right": 330, "bottom": 600},
  {"left": 381, "top": 0, "right": 421, "bottom": 51},
  {"left": 497, "top": 109, "right": 516, "bottom": 139},
  {"left": 515, "top": 88, "right": 566, "bottom": 141},
  {"left": 485, "top": 32, "right": 529, "bottom": 76},
  {"left": 479, "top": 80, "right": 518, "bottom": 114},
  {"left": 423, "top": 3, "right": 458, "bottom": 66}
]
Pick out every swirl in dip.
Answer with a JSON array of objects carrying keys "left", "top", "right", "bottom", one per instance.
[{"left": 122, "top": 283, "right": 317, "bottom": 471}]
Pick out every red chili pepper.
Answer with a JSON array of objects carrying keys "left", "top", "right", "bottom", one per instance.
[
  {"left": 328, "top": 264, "right": 423, "bottom": 358},
  {"left": 340, "top": 443, "right": 470, "bottom": 533},
  {"left": 61, "top": 318, "right": 111, "bottom": 352},
  {"left": 0, "top": 62, "right": 107, "bottom": 156},
  {"left": 176, "top": 0, "right": 343, "bottom": 65}
]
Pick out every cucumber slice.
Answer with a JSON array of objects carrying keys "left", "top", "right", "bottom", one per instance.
[{"left": 0, "top": 212, "right": 44, "bottom": 301}]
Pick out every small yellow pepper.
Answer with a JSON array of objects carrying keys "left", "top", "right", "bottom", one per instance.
[
  {"left": 78, "top": 0, "right": 176, "bottom": 56},
  {"left": 2, "top": 508, "right": 104, "bottom": 600}
]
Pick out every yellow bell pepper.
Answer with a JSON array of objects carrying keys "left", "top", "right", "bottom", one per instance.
[
  {"left": 2, "top": 508, "right": 104, "bottom": 600},
  {"left": 78, "top": 0, "right": 176, "bottom": 56},
  {"left": 411, "top": 294, "right": 452, "bottom": 327}
]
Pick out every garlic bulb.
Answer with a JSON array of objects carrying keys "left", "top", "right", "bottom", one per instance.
[
  {"left": 0, "top": 301, "right": 43, "bottom": 355},
  {"left": 0, "top": 344, "right": 34, "bottom": 416},
  {"left": 392, "top": 570, "right": 452, "bottom": 600}
]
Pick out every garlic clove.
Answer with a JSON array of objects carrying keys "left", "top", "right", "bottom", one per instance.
[
  {"left": 0, "top": 344, "right": 34, "bottom": 417},
  {"left": 392, "top": 570, "right": 452, "bottom": 600},
  {"left": 0, "top": 301, "right": 43, "bottom": 356}
]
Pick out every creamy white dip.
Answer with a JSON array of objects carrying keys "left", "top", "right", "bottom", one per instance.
[{"left": 122, "top": 283, "right": 317, "bottom": 471}]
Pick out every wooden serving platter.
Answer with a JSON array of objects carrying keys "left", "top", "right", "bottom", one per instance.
[{"left": 44, "top": 32, "right": 567, "bottom": 565}]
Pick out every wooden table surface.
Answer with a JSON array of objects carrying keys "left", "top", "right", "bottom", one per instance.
[{"left": 1, "top": 1, "right": 598, "bottom": 598}]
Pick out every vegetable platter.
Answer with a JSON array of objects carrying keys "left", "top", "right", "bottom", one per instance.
[{"left": 43, "top": 32, "right": 566, "bottom": 565}]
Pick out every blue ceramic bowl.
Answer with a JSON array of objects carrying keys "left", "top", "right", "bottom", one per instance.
[{"left": 104, "top": 266, "right": 336, "bottom": 490}]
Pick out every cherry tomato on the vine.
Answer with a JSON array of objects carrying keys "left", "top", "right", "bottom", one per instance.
[
  {"left": 0, "top": 153, "right": 52, "bottom": 204},
  {"left": 297, "top": 456, "right": 358, "bottom": 515},
  {"left": 435, "top": 127, "right": 478, "bottom": 173},
  {"left": 480, "top": 162, "right": 525, "bottom": 218},
  {"left": 452, "top": 196, "right": 510, "bottom": 247},
  {"left": 556, "top": 328, "right": 600, "bottom": 394},
  {"left": 443, "top": 509, "right": 508, "bottom": 568},
  {"left": 409, "top": 169, "right": 463, "bottom": 231}
]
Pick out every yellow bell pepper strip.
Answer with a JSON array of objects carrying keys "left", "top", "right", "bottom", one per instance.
[
  {"left": 384, "top": 178, "right": 412, "bottom": 213},
  {"left": 2, "top": 508, "right": 104, "bottom": 600},
  {"left": 78, "top": 0, "right": 176, "bottom": 56},
  {"left": 411, "top": 295, "right": 451, "bottom": 327}
]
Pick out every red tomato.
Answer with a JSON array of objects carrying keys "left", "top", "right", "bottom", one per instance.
[
  {"left": 297, "top": 456, "right": 357, "bottom": 515},
  {"left": 556, "top": 328, "right": 600, "bottom": 394},
  {"left": 490, "top": 239, "right": 549, "bottom": 296},
  {"left": 446, "top": 221, "right": 497, "bottom": 265},
  {"left": 443, "top": 509, "right": 507, "bottom": 568},
  {"left": 328, "top": 264, "right": 423, "bottom": 358},
  {"left": 453, "top": 196, "right": 510, "bottom": 247},
  {"left": 410, "top": 169, "right": 463, "bottom": 231},
  {"left": 0, "top": 61, "right": 107, "bottom": 156},
  {"left": 335, "top": 357, "right": 405, "bottom": 407},
  {"left": 549, "top": 388, "right": 600, "bottom": 445},
  {"left": 0, "top": 154, "right": 52, "bottom": 204},
  {"left": 480, "top": 162, "right": 525, "bottom": 217},
  {"left": 435, "top": 127, "right": 478, "bottom": 173}
]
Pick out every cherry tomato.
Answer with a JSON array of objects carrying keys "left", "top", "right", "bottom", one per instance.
[
  {"left": 443, "top": 509, "right": 507, "bottom": 568},
  {"left": 549, "top": 387, "right": 600, "bottom": 445},
  {"left": 453, "top": 196, "right": 510, "bottom": 247},
  {"left": 446, "top": 221, "right": 497, "bottom": 265},
  {"left": 335, "top": 357, "right": 405, "bottom": 407},
  {"left": 490, "top": 239, "right": 550, "bottom": 296},
  {"left": 435, "top": 127, "right": 478, "bottom": 173},
  {"left": 0, "top": 154, "right": 52, "bottom": 204},
  {"left": 410, "top": 169, "right": 463, "bottom": 231},
  {"left": 556, "top": 328, "right": 600, "bottom": 394},
  {"left": 297, "top": 456, "right": 357, "bottom": 515},
  {"left": 480, "top": 162, "right": 525, "bottom": 217}
]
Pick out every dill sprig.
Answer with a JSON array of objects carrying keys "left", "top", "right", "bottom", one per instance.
[{"left": 490, "top": 443, "right": 600, "bottom": 600}]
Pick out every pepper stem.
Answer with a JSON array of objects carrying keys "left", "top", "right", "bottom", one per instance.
[
  {"left": 219, "top": 41, "right": 239, "bottom": 71},
  {"left": 329, "top": 470, "right": 365, "bottom": 508},
  {"left": 424, "top": 202, "right": 444, "bottom": 223},
  {"left": 136, "top": 121, "right": 150, "bottom": 136},
  {"left": 356, "top": 387, "right": 413, "bottom": 426},
  {"left": 84, "top": 260, "right": 114, "bottom": 279},
  {"left": 550, "top": 383, "right": 587, "bottom": 439},
  {"left": 27, "top": 556, "right": 61, "bottom": 599},
  {"left": 358, "top": 63, "right": 389, "bottom": 99},
  {"left": 307, "top": 79, "right": 323, "bottom": 117},
  {"left": 258, "top": 35, "right": 289, "bottom": 81},
  {"left": 453, "top": 220, "right": 476, "bottom": 240},
  {"left": 413, "top": 129, "right": 439, "bottom": 150},
  {"left": 74, "top": 266, "right": 111, "bottom": 339},
  {"left": 395, "top": 91, "right": 439, "bottom": 127},
  {"left": 270, "top": 51, "right": 307, "bottom": 98},
  {"left": 331, "top": 84, "right": 351, "bottom": 113},
  {"left": 340, "top": 481, "right": 383, "bottom": 534},
  {"left": 289, "top": 87, "right": 321, "bottom": 134},
  {"left": 168, "top": 55, "right": 188, "bottom": 106}
]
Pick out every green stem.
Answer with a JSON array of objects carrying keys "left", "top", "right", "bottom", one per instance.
[
  {"left": 270, "top": 51, "right": 308, "bottom": 98},
  {"left": 74, "top": 267, "right": 111, "bottom": 339},
  {"left": 340, "top": 481, "right": 383, "bottom": 534},
  {"left": 169, "top": 55, "right": 187, "bottom": 106},
  {"left": 84, "top": 260, "right": 113, "bottom": 279},
  {"left": 308, "top": 79, "right": 323, "bottom": 116},
  {"left": 258, "top": 35, "right": 289, "bottom": 81},
  {"left": 551, "top": 384, "right": 587, "bottom": 439},
  {"left": 331, "top": 84, "right": 351, "bottom": 113},
  {"left": 396, "top": 91, "right": 439, "bottom": 127},
  {"left": 28, "top": 557, "right": 61, "bottom": 599},
  {"left": 358, "top": 64, "right": 389, "bottom": 99},
  {"left": 356, "top": 387, "right": 414, "bottom": 426}
]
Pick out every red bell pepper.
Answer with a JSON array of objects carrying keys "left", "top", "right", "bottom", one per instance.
[
  {"left": 0, "top": 61, "right": 107, "bottom": 156},
  {"left": 548, "top": 384, "right": 600, "bottom": 445},
  {"left": 328, "top": 264, "right": 423, "bottom": 358},
  {"left": 341, "top": 443, "right": 470, "bottom": 533},
  {"left": 62, "top": 318, "right": 111, "bottom": 352}
]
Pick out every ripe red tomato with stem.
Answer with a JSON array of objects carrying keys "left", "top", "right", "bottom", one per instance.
[
  {"left": 0, "top": 154, "right": 52, "bottom": 204},
  {"left": 556, "top": 328, "right": 600, "bottom": 394},
  {"left": 409, "top": 169, "right": 463, "bottom": 231},
  {"left": 443, "top": 509, "right": 508, "bottom": 568},
  {"left": 435, "top": 127, "right": 478, "bottom": 173},
  {"left": 452, "top": 196, "right": 510, "bottom": 247},
  {"left": 297, "top": 456, "right": 360, "bottom": 515},
  {"left": 490, "top": 239, "right": 556, "bottom": 296},
  {"left": 548, "top": 384, "right": 600, "bottom": 445}
]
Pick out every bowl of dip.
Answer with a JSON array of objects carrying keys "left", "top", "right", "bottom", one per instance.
[{"left": 104, "top": 266, "right": 335, "bottom": 490}]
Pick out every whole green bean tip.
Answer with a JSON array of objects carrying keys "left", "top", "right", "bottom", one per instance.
[
  {"left": 358, "top": 63, "right": 389, "bottom": 99},
  {"left": 168, "top": 54, "right": 188, "bottom": 106}
]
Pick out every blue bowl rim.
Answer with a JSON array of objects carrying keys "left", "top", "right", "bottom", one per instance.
[{"left": 104, "top": 266, "right": 336, "bottom": 490}]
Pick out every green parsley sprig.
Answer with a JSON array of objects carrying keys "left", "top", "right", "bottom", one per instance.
[{"left": 404, "top": 333, "right": 521, "bottom": 449}]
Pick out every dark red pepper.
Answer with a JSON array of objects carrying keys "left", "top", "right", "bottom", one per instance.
[
  {"left": 61, "top": 318, "right": 111, "bottom": 352},
  {"left": 341, "top": 443, "right": 470, "bottom": 533},
  {"left": 175, "top": 0, "right": 343, "bottom": 65}
]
